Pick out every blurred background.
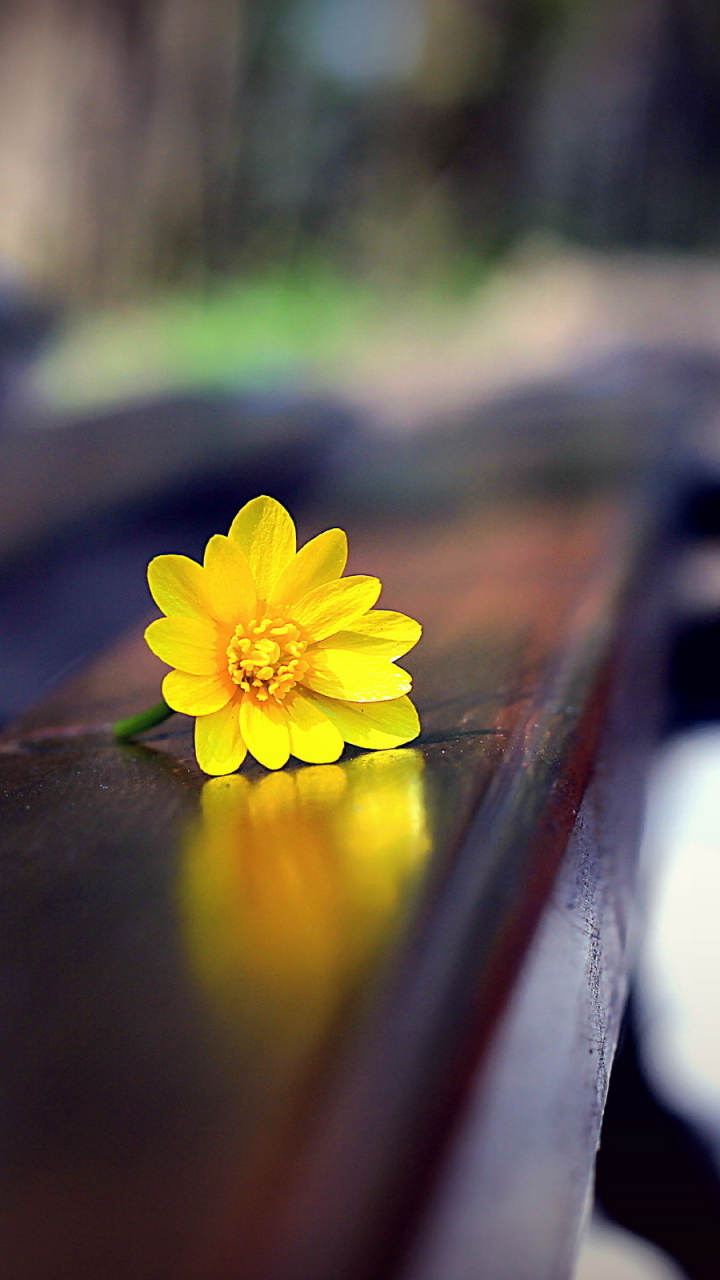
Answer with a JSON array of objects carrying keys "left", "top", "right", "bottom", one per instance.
[
  {"left": 9, "top": 0, "right": 720, "bottom": 407},
  {"left": 6, "top": 3, "right": 720, "bottom": 1278}
]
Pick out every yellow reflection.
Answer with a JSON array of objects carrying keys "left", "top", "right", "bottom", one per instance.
[{"left": 179, "top": 750, "right": 430, "bottom": 1090}]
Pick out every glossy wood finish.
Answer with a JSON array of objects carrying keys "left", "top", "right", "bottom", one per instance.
[
  {"left": 402, "top": 538, "right": 661, "bottom": 1280},
  {"left": 0, "top": 449, "right": 661, "bottom": 1280}
]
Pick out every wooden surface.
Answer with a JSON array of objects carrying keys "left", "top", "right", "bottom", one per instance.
[
  {"left": 402, "top": 535, "right": 660, "bottom": 1280},
  {"left": 0, "top": 438, "right": 661, "bottom": 1280}
]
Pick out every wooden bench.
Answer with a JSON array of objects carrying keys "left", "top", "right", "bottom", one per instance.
[{"left": 0, "top": 380, "right": 672, "bottom": 1280}]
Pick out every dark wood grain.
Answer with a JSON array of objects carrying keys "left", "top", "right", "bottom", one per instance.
[{"left": 0, "top": 473, "right": 660, "bottom": 1280}]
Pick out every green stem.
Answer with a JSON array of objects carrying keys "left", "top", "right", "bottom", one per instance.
[{"left": 113, "top": 699, "right": 175, "bottom": 741}]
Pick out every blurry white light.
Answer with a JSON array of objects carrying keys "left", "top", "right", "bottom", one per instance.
[
  {"left": 575, "top": 1215, "right": 684, "bottom": 1280},
  {"left": 301, "top": 0, "right": 427, "bottom": 85},
  {"left": 639, "top": 727, "right": 720, "bottom": 1140}
]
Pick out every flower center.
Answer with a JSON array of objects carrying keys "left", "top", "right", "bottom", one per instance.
[{"left": 226, "top": 616, "right": 308, "bottom": 702}]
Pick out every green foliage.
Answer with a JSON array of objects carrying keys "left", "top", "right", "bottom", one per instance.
[{"left": 34, "top": 256, "right": 493, "bottom": 412}]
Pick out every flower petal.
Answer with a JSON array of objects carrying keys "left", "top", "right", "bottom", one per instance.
[
  {"left": 268, "top": 529, "right": 348, "bottom": 609},
  {"left": 317, "top": 610, "right": 422, "bottom": 659},
  {"left": 285, "top": 691, "right": 344, "bottom": 764},
  {"left": 228, "top": 496, "right": 296, "bottom": 599},
  {"left": 145, "top": 616, "right": 219, "bottom": 675},
  {"left": 148, "top": 554, "right": 209, "bottom": 619},
  {"left": 203, "top": 534, "right": 257, "bottom": 625},
  {"left": 163, "top": 669, "right": 233, "bottom": 715},
  {"left": 302, "top": 650, "right": 411, "bottom": 701},
  {"left": 239, "top": 695, "right": 291, "bottom": 770},
  {"left": 195, "top": 702, "right": 247, "bottom": 776},
  {"left": 307, "top": 693, "right": 420, "bottom": 749},
  {"left": 292, "top": 577, "right": 381, "bottom": 642}
]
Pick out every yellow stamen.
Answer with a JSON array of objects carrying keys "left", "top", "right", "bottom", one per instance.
[{"left": 226, "top": 616, "right": 308, "bottom": 703}]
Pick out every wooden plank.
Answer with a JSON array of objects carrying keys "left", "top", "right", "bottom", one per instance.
[
  {"left": 0, "top": 392, "right": 347, "bottom": 561},
  {"left": 401, "top": 538, "right": 661, "bottom": 1280},
  {"left": 0, "top": 475, "right": 658, "bottom": 1279}
]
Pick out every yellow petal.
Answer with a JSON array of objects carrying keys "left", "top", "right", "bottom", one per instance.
[
  {"left": 195, "top": 702, "right": 247, "bottom": 776},
  {"left": 307, "top": 693, "right": 420, "bottom": 749},
  {"left": 163, "top": 669, "right": 233, "bottom": 715},
  {"left": 268, "top": 529, "right": 348, "bottom": 609},
  {"left": 292, "top": 576, "right": 381, "bottom": 642},
  {"left": 317, "top": 610, "right": 422, "bottom": 659},
  {"left": 239, "top": 695, "right": 291, "bottom": 770},
  {"left": 147, "top": 554, "right": 209, "bottom": 619},
  {"left": 302, "top": 650, "right": 411, "bottom": 701},
  {"left": 285, "top": 691, "right": 344, "bottom": 764},
  {"left": 228, "top": 496, "right": 296, "bottom": 599},
  {"left": 203, "top": 534, "right": 257, "bottom": 625},
  {"left": 144, "top": 616, "right": 219, "bottom": 675}
]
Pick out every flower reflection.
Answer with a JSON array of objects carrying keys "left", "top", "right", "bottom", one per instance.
[{"left": 179, "top": 750, "right": 430, "bottom": 1092}]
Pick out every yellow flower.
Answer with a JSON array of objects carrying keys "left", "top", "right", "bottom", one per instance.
[{"left": 144, "top": 495, "right": 422, "bottom": 774}]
